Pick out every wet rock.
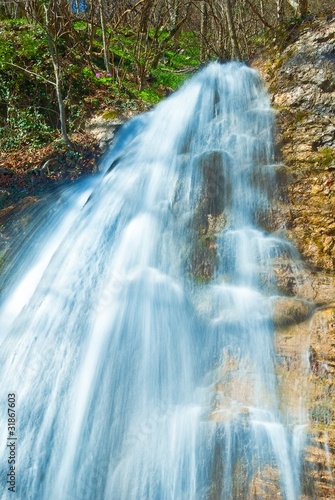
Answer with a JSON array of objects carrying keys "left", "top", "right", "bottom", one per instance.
[
  {"left": 273, "top": 260, "right": 335, "bottom": 303},
  {"left": 197, "top": 150, "right": 232, "bottom": 216},
  {"left": 272, "top": 296, "right": 315, "bottom": 327},
  {"left": 0, "top": 190, "right": 10, "bottom": 204},
  {"left": 0, "top": 167, "right": 14, "bottom": 175},
  {"left": 247, "top": 466, "right": 282, "bottom": 500},
  {"left": 275, "top": 306, "right": 335, "bottom": 497},
  {"left": 304, "top": 307, "right": 335, "bottom": 498},
  {"left": 254, "top": 17, "right": 335, "bottom": 272}
]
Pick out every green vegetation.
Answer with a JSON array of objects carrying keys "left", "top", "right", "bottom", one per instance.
[
  {"left": 0, "top": 19, "right": 200, "bottom": 152},
  {"left": 316, "top": 147, "right": 335, "bottom": 169}
]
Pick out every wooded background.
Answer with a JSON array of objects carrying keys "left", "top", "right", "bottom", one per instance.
[{"left": 0, "top": 0, "right": 333, "bottom": 149}]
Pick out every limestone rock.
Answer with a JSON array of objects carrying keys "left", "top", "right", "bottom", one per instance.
[
  {"left": 271, "top": 296, "right": 315, "bottom": 327},
  {"left": 86, "top": 114, "right": 125, "bottom": 150},
  {"left": 253, "top": 15, "right": 335, "bottom": 497},
  {"left": 253, "top": 16, "right": 335, "bottom": 273}
]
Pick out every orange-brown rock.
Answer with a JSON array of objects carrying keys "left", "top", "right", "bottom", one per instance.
[{"left": 253, "top": 13, "right": 335, "bottom": 497}]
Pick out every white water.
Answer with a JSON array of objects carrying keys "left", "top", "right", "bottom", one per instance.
[{"left": 0, "top": 63, "right": 306, "bottom": 499}]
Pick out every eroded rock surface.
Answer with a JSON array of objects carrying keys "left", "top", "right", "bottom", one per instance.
[
  {"left": 255, "top": 15, "right": 335, "bottom": 272},
  {"left": 253, "top": 14, "right": 335, "bottom": 497}
]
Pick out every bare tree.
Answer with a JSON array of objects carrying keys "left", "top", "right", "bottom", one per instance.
[
  {"left": 277, "top": 0, "right": 285, "bottom": 22},
  {"left": 224, "top": 0, "right": 241, "bottom": 60},
  {"left": 200, "top": 0, "right": 209, "bottom": 61},
  {"left": 98, "top": 0, "right": 112, "bottom": 74},
  {"left": 0, "top": 0, "right": 23, "bottom": 18},
  {"left": 43, "top": 0, "right": 74, "bottom": 148},
  {"left": 286, "top": 0, "right": 308, "bottom": 16}
]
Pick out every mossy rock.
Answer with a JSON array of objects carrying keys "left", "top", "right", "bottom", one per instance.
[{"left": 101, "top": 110, "right": 119, "bottom": 120}]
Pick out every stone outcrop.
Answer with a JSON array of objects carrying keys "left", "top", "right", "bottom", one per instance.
[
  {"left": 86, "top": 114, "right": 125, "bottom": 150},
  {"left": 255, "top": 14, "right": 335, "bottom": 272},
  {"left": 253, "top": 13, "right": 335, "bottom": 497}
]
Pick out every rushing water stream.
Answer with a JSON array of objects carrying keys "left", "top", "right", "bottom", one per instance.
[{"left": 0, "top": 62, "right": 307, "bottom": 499}]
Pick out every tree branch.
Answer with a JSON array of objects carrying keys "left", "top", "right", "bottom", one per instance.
[
  {"left": 245, "top": 0, "right": 273, "bottom": 28},
  {"left": 4, "top": 62, "right": 56, "bottom": 86}
]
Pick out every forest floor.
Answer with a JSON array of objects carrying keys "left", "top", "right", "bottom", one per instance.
[
  {"left": 0, "top": 90, "right": 151, "bottom": 210},
  {"left": 0, "top": 131, "right": 100, "bottom": 227}
]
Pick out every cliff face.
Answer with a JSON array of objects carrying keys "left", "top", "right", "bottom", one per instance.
[{"left": 253, "top": 13, "right": 335, "bottom": 498}]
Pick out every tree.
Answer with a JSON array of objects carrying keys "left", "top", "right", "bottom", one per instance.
[
  {"left": 277, "top": 0, "right": 285, "bottom": 22},
  {"left": 98, "top": 0, "right": 112, "bottom": 74},
  {"left": 286, "top": 0, "right": 308, "bottom": 16},
  {"left": 200, "top": 0, "right": 209, "bottom": 61},
  {"left": 43, "top": 0, "right": 74, "bottom": 148},
  {"left": 224, "top": 0, "right": 242, "bottom": 60}
]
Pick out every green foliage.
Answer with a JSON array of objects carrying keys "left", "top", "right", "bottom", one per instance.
[
  {"left": 0, "top": 36, "right": 13, "bottom": 63},
  {"left": 0, "top": 21, "right": 57, "bottom": 149},
  {"left": 151, "top": 68, "right": 184, "bottom": 88},
  {"left": 82, "top": 66, "right": 95, "bottom": 80},
  {"left": 0, "top": 107, "right": 55, "bottom": 150},
  {"left": 177, "top": 32, "right": 200, "bottom": 65},
  {"left": 2, "top": 18, "right": 26, "bottom": 26},
  {"left": 249, "top": 31, "right": 268, "bottom": 49},
  {"left": 0, "top": 17, "right": 203, "bottom": 152},
  {"left": 73, "top": 21, "right": 86, "bottom": 30},
  {"left": 135, "top": 88, "right": 161, "bottom": 104}
]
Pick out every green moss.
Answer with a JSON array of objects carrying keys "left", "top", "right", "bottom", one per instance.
[
  {"left": 101, "top": 110, "right": 118, "bottom": 120},
  {"left": 316, "top": 147, "right": 335, "bottom": 168},
  {"left": 294, "top": 110, "right": 309, "bottom": 123}
]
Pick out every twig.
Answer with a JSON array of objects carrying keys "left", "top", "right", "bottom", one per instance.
[{"left": 4, "top": 62, "right": 56, "bottom": 86}]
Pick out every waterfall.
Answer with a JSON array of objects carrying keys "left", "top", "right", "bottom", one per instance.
[{"left": 0, "top": 62, "right": 306, "bottom": 499}]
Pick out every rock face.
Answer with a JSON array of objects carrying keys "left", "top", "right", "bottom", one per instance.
[
  {"left": 86, "top": 114, "right": 125, "bottom": 150},
  {"left": 253, "top": 13, "right": 335, "bottom": 497},
  {"left": 256, "top": 15, "right": 335, "bottom": 272}
]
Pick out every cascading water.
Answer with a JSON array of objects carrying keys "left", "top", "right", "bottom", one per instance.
[{"left": 0, "top": 62, "right": 308, "bottom": 499}]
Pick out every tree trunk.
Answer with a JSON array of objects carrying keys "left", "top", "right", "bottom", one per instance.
[
  {"left": 298, "top": 0, "right": 308, "bottom": 16},
  {"left": 88, "top": 0, "right": 95, "bottom": 61},
  {"left": 23, "top": 0, "right": 43, "bottom": 23},
  {"left": 44, "top": 4, "right": 74, "bottom": 149},
  {"left": 286, "top": 0, "right": 308, "bottom": 16},
  {"left": 277, "top": 0, "right": 284, "bottom": 22},
  {"left": 98, "top": 0, "right": 112, "bottom": 74},
  {"left": 200, "top": 0, "right": 208, "bottom": 61},
  {"left": 225, "top": 0, "right": 241, "bottom": 60},
  {"left": 260, "top": 0, "right": 265, "bottom": 18},
  {"left": 245, "top": 0, "right": 273, "bottom": 28}
]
